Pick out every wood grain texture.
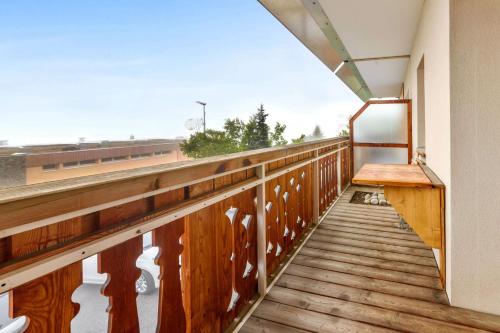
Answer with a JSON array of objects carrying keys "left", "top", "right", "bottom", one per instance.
[
  {"left": 241, "top": 187, "right": 500, "bottom": 332},
  {"left": 352, "top": 164, "right": 432, "bottom": 187},
  {"left": 10, "top": 262, "right": 82, "bottom": 333},
  {"left": 8, "top": 204, "right": 87, "bottom": 332},
  {"left": 98, "top": 237, "right": 143, "bottom": 333},
  {"left": 153, "top": 219, "right": 186, "bottom": 333},
  {"left": 253, "top": 300, "right": 396, "bottom": 333},
  {"left": 182, "top": 205, "right": 219, "bottom": 332},
  {"left": 385, "top": 186, "right": 443, "bottom": 248}
]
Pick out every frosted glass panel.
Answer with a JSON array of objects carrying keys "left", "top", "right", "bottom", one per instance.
[
  {"left": 354, "top": 147, "right": 407, "bottom": 175},
  {"left": 353, "top": 103, "right": 407, "bottom": 143}
]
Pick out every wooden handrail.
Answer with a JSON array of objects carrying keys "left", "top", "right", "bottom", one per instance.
[{"left": 0, "top": 137, "right": 351, "bottom": 332}]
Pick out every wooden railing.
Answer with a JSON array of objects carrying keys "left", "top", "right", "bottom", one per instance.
[{"left": 0, "top": 137, "right": 350, "bottom": 333}]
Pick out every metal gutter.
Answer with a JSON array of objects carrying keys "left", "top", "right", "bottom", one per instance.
[{"left": 258, "top": 0, "right": 372, "bottom": 101}]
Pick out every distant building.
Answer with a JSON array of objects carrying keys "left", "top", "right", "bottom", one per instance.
[{"left": 0, "top": 139, "right": 187, "bottom": 187}]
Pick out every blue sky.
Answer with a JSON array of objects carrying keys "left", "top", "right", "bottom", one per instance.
[{"left": 0, "top": 1, "right": 362, "bottom": 146}]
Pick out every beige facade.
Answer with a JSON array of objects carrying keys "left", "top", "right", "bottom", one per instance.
[{"left": 26, "top": 150, "right": 185, "bottom": 184}]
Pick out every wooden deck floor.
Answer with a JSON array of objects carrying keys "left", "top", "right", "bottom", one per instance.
[{"left": 239, "top": 186, "right": 500, "bottom": 333}]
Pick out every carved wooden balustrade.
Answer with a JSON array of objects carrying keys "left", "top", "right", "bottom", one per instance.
[{"left": 0, "top": 137, "right": 350, "bottom": 332}]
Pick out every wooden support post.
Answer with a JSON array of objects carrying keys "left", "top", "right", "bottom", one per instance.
[
  {"left": 312, "top": 150, "right": 320, "bottom": 224},
  {"left": 337, "top": 151, "right": 342, "bottom": 196},
  {"left": 255, "top": 165, "right": 267, "bottom": 295}
]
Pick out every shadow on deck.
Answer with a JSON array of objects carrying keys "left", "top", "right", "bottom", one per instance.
[{"left": 239, "top": 186, "right": 500, "bottom": 333}]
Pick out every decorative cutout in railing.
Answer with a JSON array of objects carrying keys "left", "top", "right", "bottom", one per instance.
[{"left": 0, "top": 137, "right": 349, "bottom": 332}]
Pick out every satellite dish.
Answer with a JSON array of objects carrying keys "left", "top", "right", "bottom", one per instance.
[
  {"left": 184, "top": 118, "right": 203, "bottom": 131},
  {"left": 185, "top": 119, "right": 196, "bottom": 131}
]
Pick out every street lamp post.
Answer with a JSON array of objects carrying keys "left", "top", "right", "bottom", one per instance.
[{"left": 196, "top": 101, "right": 207, "bottom": 133}]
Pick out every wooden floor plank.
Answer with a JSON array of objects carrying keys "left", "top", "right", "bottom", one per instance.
[
  {"left": 309, "top": 234, "right": 435, "bottom": 258},
  {"left": 318, "top": 223, "right": 422, "bottom": 242},
  {"left": 266, "top": 286, "right": 486, "bottom": 333},
  {"left": 333, "top": 207, "right": 400, "bottom": 219},
  {"left": 286, "top": 263, "right": 448, "bottom": 304},
  {"left": 323, "top": 219, "right": 422, "bottom": 236},
  {"left": 293, "top": 254, "right": 441, "bottom": 289},
  {"left": 315, "top": 226, "right": 429, "bottom": 249},
  {"left": 276, "top": 274, "right": 500, "bottom": 332},
  {"left": 331, "top": 212, "right": 401, "bottom": 223},
  {"left": 240, "top": 317, "right": 312, "bottom": 333},
  {"left": 240, "top": 186, "right": 500, "bottom": 333},
  {"left": 253, "top": 300, "right": 398, "bottom": 333},
  {"left": 301, "top": 246, "right": 440, "bottom": 277},
  {"left": 335, "top": 202, "right": 396, "bottom": 213},
  {"left": 325, "top": 216, "right": 399, "bottom": 228}
]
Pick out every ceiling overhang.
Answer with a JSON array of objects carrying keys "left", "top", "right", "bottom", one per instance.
[{"left": 259, "top": 0, "right": 424, "bottom": 101}]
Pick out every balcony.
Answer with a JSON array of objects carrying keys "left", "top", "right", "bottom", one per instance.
[{"left": 1, "top": 119, "right": 500, "bottom": 332}]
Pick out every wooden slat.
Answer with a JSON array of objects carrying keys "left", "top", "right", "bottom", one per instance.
[
  {"left": 309, "top": 234, "right": 435, "bottom": 258},
  {"left": 182, "top": 205, "right": 219, "bottom": 332},
  {"left": 325, "top": 215, "right": 399, "bottom": 228},
  {"left": 314, "top": 228, "right": 430, "bottom": 250},
  {"left": 276, "top": 163, "right": 287, "bottom": 263},
  {"left": 286, "top": 264, "right": 448, "bottom": 304},
  {"left": 253, "top": 300, "right": 397, "bottom": 333},
  {"left": 305, "top": 239, "right": 436, "bottom": 266},
  {"left": 293, "top": 254, "right": 441, "bottom": 289},
  {"left": 277, "top": 274, "right": 500, "bottom": 332},
  {"left": 97, "top": 199, "right": 149, "bottom": 333},
  {"left": 300, "top": 246, "right": 439, "bottom": 277},
  {"left": 240, "top": 317, "right": 311, "bottom": 333},
  {"left": 336, "top": 201, "right": 397, "bottom": 211},
  {"left": 10, "top": 263, "right": 81, "bottom": 333},
  {"left": 323, "top": 219, "right": 420, "bottom": 236},
  {"left": 8, "top": 208, "right": 88, "bottom": 332},
  {"left": 153, "top": 219, "right": 186, "bottom": 332},
  {"left": 317, "top": 225, "right": 426, "bottom": 247},
  {"left": 215, "top": 198, "right": 237, "bottom": 329},
  {"left": 333, "top": 207, "right": 400, "bottom": 218},
  {"left": 265, "top": 176, "right": 280, "bottom": 275},
  {"left": 98, "top": 237, "right": 143, "bottom": 333},
  {"left": 331, "top": 211, "right": 401, "bottom": 223},
  {"left": 267, "top": 286, "right": 484, "bottom": 333},
  {"left": 318, "top": 223, "right": 422, "bottom": 242}
]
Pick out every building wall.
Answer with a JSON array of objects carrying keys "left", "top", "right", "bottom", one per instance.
[
  {"left": 403, "top": 0, "right": 452, "bottom": 293},
  {"left": 0, "top": 156, "right": 26, "bottom": 187},
  {"left": 449, "top": 0, "right": 500, "bottom": 315},
  {"left": 25, "top": 151, "right": 185, "bottom": 184}
]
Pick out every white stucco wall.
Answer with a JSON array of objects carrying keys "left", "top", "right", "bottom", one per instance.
[
  {"left": 403, "top": 0, "right": 452, "bottom": 293},
  {"left": 405, "top": 0, "right": 500, "bottom": 315},
  {"left": 449, "top": 0, "right": 500, "bottom": 315}
]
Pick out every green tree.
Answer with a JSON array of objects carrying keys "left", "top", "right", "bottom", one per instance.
[
  {"left": 338, "top": 125, "right": 349, "bottom": 137},
  {"left": 180, "top": 130, "right": 240, "bottom": 158},
  {"left": 312, "top": 125, "right": 324, "bottom": 139},
  {"left": 271, "top": 122, "right": 288, "bottom": 146},
  {"left": 292, "top": 134, "right": 306, "bottom": 144},
  {"left": 224, "top": 118, "right": 245, "bottom": 148},
  {"left": 182, "top": 103, "right": 291, "bottom": 158},
  {"left": 242, "top": 104, "right": 271, "bottom": 150}
]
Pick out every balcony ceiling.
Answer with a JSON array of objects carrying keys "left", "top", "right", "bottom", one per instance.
[{"left": 259, "top": 0, "right": 424, "bottom": 100}]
